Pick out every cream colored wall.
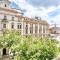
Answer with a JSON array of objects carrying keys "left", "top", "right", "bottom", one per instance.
[
  {"left": 0, "top": 2, "right": 6, "bottom": 7},
  {"left": 0, "top": 15, "right": 49, "bottom": 37},
  {"left": 0, "top": 1, "right": 49, "bottom": 37},
  {"left": 0, "top": 0, "right": 10, "bottom": 8},
  {"left": 22, "top": 21, "right": 49, "bottom": 37}
]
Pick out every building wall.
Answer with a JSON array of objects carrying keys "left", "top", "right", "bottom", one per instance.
[
  {"left": 0, "top": 12, "right": 49, "bottom": 37},
  {"left": 22, "top": 19, "right": 49, "bottom": 37},
  {"left": 0, "top": 0, "right": 49, "bottom": 37}
]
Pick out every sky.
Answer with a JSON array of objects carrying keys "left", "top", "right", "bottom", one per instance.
[{"left": 10, "top": 0, "right": 60, "bottom": 25}]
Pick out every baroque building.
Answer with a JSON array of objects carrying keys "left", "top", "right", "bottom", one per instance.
[
  {"left": 0, "top": 0, "right": 49, "bottom": 57},
  {"left": 0, "top": 0, "right": 49, "bottom": 37}
]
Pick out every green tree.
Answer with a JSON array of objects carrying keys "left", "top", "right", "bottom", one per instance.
[
  {"left": 11, "top": 36, "right": 58, "bottom": 60},
  {"left": 0, "top": 30, "right": 59, "bottom": 60}
]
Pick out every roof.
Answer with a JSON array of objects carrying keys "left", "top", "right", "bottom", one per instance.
[
  {"left": 0, "top": 7, "right": 21, "bottom": 14},
  {"left": 21, "top": 16, "right": 49, "bottom": 25}
]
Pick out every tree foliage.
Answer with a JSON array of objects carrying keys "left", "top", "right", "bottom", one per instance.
[{"left": 0, "top": 30, "right": 59, "bottom": 60}]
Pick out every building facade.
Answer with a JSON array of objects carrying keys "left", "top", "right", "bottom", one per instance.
[
  {"left": 0, "top": 0, "right": 49, "bottom": 57},
  {"left": 0, "top": 0, "right": 49, "bottom": 37},
  {"left": 49, "top": 26, "right": 60, "bottom": 38}
]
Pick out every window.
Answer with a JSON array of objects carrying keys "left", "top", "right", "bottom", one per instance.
[
  {"left": 12, "top": 17, "right": 14, "bottom": 21},
  {"left": 11, "top": 23, "right": 14, "bottom": 29},
  {"left": 20, "top": 25, "right": 21, "bottom": 29},
  {"left": 25, "top": 25, "right": 28, "bottom": 34},
  {"left": 3, "top": 24, "right": 6, "bottom": 28},
  {"left": 18, "top": 25, "right": 19, "bottom": 29},
  {"left": 5, "top": 4, "right": 7, "bottom": 7},
  {"left": 4, "top": 15, "right": 7, "bottom": 20},
  {"left": 26, "top": 25, "right": 28, "bottom": 27},
  {"left": 17, "top": 24, "right": 22, "bottom": 29},
  {"left": 54, "top": 31, "right": 56, "bottom": 34},
  {"left": 18, "top": 17, "right": 20, "bottom": 22}
]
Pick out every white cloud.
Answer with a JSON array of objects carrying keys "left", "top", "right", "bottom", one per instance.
[
  {"left": 12, "top": 0, "right": 60, "bottom": 25},
  {"left": 48, "top": 14, "right": 60, "bottom": 24}
]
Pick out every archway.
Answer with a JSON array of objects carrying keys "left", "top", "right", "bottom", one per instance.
[{"left": 3, "top": 48, "right": 6, "bottom": 55}]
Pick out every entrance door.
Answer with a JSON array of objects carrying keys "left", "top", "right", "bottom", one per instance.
[{"left": 3, "top": 48, "right": 6, "bottom": 55}]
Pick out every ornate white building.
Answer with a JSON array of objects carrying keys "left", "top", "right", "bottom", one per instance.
[{"left": 0, "top": 0, "right": 49, "bottom": 57}]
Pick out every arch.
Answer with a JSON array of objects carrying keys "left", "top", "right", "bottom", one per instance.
[{"left": 3, "top": 48, "right": 6, "bottom": 55}]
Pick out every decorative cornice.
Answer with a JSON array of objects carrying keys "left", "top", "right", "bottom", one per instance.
[
  {"left": 0, "top": 7, "right": 21, "bottom": 14},
  {"left": 0, "top": 7, "right": 49, "bottom": 25}
]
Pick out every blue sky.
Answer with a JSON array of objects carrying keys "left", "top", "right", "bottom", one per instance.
[{"left": 10, "top": 0, "right": 60, "bottom": 25}]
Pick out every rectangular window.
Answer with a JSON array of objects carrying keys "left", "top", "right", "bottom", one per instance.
[
  {"left": 25, "top": 25, "right": 28, "bottom": 34},
  {"left": 18, "top": 25, "right": 19, "bottom": 29},
  {"left": 20, "top": 25, "right": 21, "bottom": 29},
  {"left": 11, "top": 23, "right": 14, "bottom": 29},
  {"left": 4, "top": 15, "right": 7, "bottom": 20},
  {"left": 12, "top": 17, "right": 14, "bottom": 21},
  {"left": 5, "top": 4, "right": 7, "bottom": 7},
  {"left": 3, "top": 24, "right": 6, "bottom": 28},
  {"left": 17, "top": 25, "right": 21, "bottom": 29}
]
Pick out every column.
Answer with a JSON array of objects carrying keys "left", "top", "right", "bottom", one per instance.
[
  {"left": 33, "top": 24, "right": 35, "bottom": 34},
  {"left": 38, "top": 24, "right": 39, "bottom": 36},
  {"left": 14, "top": 22, "right": 17, "bottom": 29},
  {"left": 21, "top": 22, "right": 24, "bottom": 35},
  {"left": 45, "top": 25, "right": 47, "bottom": 37},
  {"left": 28, "top": 23, "right": 30, "bottom": 34},
  {"left": 42, "top": 25, "right": 43, "bottom": 38},
  {"left": 8, "top": 22, "right": 11, "bottom": 30},
  {"left": 0, "top": 21, "right": 2, "bottom": 36},
  {"left": 6, "top": 48, "right": 9, "bottom": 55},
  {"left": 23, "top": 22, "right": 26, "bottom": 35},
  {"left": 45, "top": 25, "right": 46, "bottom": 36}
]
